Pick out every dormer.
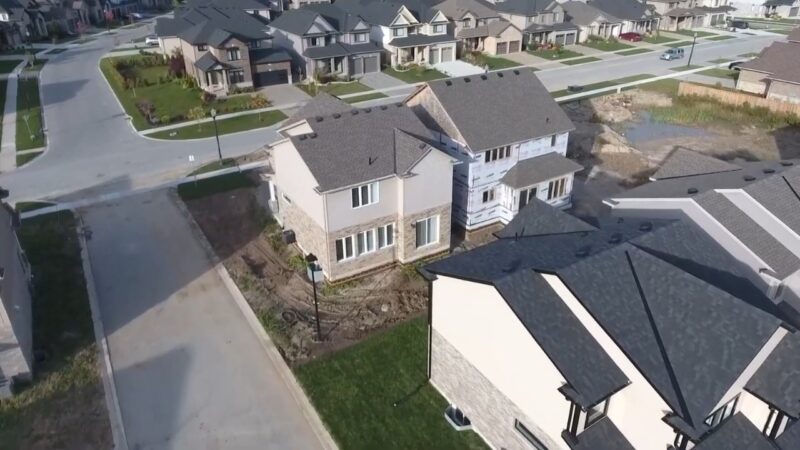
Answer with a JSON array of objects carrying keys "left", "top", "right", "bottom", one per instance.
[
  {"left": 426, "top": 10, "right": 449, "bottom": 35},
  {"left": 303, "top": 14, "right": 337, "bottom": 47},
  {"left": 389, "top": 5, "right": 420, "bottom": 37}
]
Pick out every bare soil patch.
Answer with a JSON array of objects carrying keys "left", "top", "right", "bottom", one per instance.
[{"left": 184, "top": 187, "right": 428, "bottom": 365}]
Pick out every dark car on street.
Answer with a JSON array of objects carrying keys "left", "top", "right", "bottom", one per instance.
[{"left": 619, "top": 32, "right": 643, "bottom": 42}]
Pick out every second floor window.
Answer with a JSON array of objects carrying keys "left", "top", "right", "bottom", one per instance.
[
  {"left": 248, "top": 40, "right": 262, "bottom": 48},
  {"left": 705, "top": 396, "right": 738, "bottom": 429},
  {"left": 354, "top": 32, "right": 368, "bottom": 43},
  {"left": 547, "top": 177, "right": 568, "bottom": 200},
  {"left": 197, "top": 44, "right": 208, "bottom": 51},
  {"left": 551, "top": 134, "right": 558, "bottom": 146},
  {"left": 432, "top": 24, "right": 445, "bottom": 33},
  {"left": 484, "top": 145, "right": 511, "bottom": 163},
  {"left": 392, "top": 27, "right": 406, "bottom": 37},
  {"left": 463, "top": 17, "right": 472, "bottom": 28},
  {"left": 352, "top": 182, "right": 378, "bottom": 208},
  {"left": 227, "top": 47, "right": 240, "bottom": 61}
]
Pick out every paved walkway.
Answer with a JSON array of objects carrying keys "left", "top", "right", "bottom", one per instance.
[{"left": 0, "top": 61, "right": 27, "bottom": 172}]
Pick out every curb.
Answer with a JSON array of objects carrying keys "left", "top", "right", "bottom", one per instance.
[
  {"left": 75, "top": 211, "right": 129, "bottom": 450},
  {"left": 167, "top": 189, "right": 338, "bottom": 450}
]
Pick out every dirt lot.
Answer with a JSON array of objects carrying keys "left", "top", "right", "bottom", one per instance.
[{"left": 185, "top": 186, "right": 429, "bottom": 365}]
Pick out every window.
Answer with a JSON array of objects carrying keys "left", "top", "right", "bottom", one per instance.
[
  {"left": 482, "top": 188, "right": 495, "bottom": 203},
  {"left": 553, "top": 12, "right": 559, "bottom": 22},
  {"left": 463, "top": 17, "right": 472, "bottom": 28},
  {"left": 415, "top": 216, "right": 439, "bottom": 248},
  {"left": 518, "top": 187, "right": 537, "bottom": 210},
  {"left": 433, "top": 24, "right": 445, "bottom": 33},
  {"left": 248, "top": 40, "right": 262, "bottom": 48},
  {"left": 227, "top": 47, "right": 241, "bottom": 61},
  {"left": 514, "top": 420, "right": 546, "bottom": 450},
  {"left": 335, "top": 236, "right": 355, "bottom": 261},
  {"left": 354, "top": 32, "right": 368, "bottom": 43},
  {"left": 585, "top": 399, "right": 609, "bottom": 428},
  {"left": 484, "top": 145, "right": 511, "bottom": 163},
  {"left": 763, "top": 407, "right": 796, "bottom": 439},
  {"left": 704, "top": 396, "right": 738, "bottom": 429},
  {"left": 197, "top": 44, "right": 208, "bottom": 51},
  {"left": 309, "top": 36, "right": 325, "bottom": 47},
  {"left": 357, "top": 229, "right": 375, "bottom": 255},
  {"left": 351, "top": 182, "right": 379, "bottom": 208},
  {"left": 673, "top": 432, "right": 690, "bottom": 450},
  {"left": 547, "top": 177, "right": 567, "bottom": 200},
  {"left": 377, "top": 223, "right": 394, "bottom": 249},
  {"left": 392, "top": 27, "right": 406, "bottom": 37},
  {"left": 551, "top": 134, "right": 557, "bottom": 146},
  {"left": 228, "top": 69, "right": 245, "bottom": 84}
]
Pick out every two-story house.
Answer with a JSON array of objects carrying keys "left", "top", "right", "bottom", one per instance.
[
  {"left": 562, "top": 0, "right": 660, "bottom": 39},
  {"left": 735, "top": 30, "right": 800, "bottom": 103},
  {"left": 422, "top": 197, "right": 800, "bottom": 450},
  {"left": 649, "top": 0, "right": 733, "bottom": 30},
  {"left": 406, "top": 69, "right": 579, "bottom": 231},
  {"left": 155, "top": 6, "right": 293, "bottom": 94},
  {"left": 268, "top": 4, "right": 383, "bottom": 80},
  {"left": 270, "top": 97, "right": 455, "bottom": 281},
  {"left": 433, "top": 0, "right": 524, "bottom": 56},
  {"left": 336, "top": 0, "right": 458, "bottom": 67},
  {"left": 491, "top": 0, "right": 579, "bottom": 47}
]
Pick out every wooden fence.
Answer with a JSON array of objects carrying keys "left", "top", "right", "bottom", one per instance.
[{"left": 678, "top": 82, "right": 800, "bottom": 117}]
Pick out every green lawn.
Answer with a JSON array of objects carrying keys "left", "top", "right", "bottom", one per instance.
[
  {"left": 664, "top": 41, "right": 692, "bottom": 48},
  {"left": 383, "top": 66, "right": 447, "bottom": 83},
  {"left": 669, "top": 65, "right": 704, "bottom": 71},
  {"left": 148, "top": 110, "right": 286, "bottom": 140},
  {"left": 0, "top": 59, "right": 23, "bottom": 74},
  {"left": 344, "top": 92, "right": 388, "bottom": 104},
  {"left": 700, "top": 67, "right": 739, "bottom": 80},
  {"left": 23, "top": 59, "right": 46, "bottom": 73},
  {"left": 15, "top": 201, "right": 54, "bottom": 213},
  {"left": 17, "top": 151, "right": 42, "bottom": 167},
  {"left": 16, "top": 78, "right": 44, "bottom": 151},
  {"left": 709, "top": 58, "right": 732, "bottom": 63},
  {"left": 560, "top": 56, "right": 601, "bottom": 65},
  {"left": 528, "top": 48, "right": 584, "bottom": 60},
  {"left": 1, "top": 48, "right": 29, "bottom": 55},
  {"left": 644, "top": 35, "right": 678, "bottom": 44},
  {"left": 673, "top": 29, "right": 717, "bottom": 37},
  {"left": 707, "top": 35, "right": 736, "bottom": 41},
  {"left": 298, "top": 81, "right": 373, "bottom": 97},
  {"left": 768, "top": 28, "right": 793, "bottom": 35},
  {"left": 739, "top": 52, "right": 759, "bottom": 57},
  {"left": 295, "top": 318, "right": 488, "bottom": 450},
  {"left": 100, "top": 56, "right": 257, "bottom": 130},
  {"left": 465, "top": 53, "right": 520, "bottom": 69},
  {"left": 189, "top": 158, "right": 237, "bottom": 176},
  {"left": 580, "top": 39, "right": 633, "bottom": 51},
  {"left": 178, "top": 172, "right": 257, "bottom": 201},
  {"left": 551, "top": 74, "right": 656, "bottom": 98},
  {"left": 639, "top": 78, "right": 681, "bottom": 96},
  {"left": 616, "top": 48, "right": 654, "bottom": 56},
  {"left": 0, "top": 212, "right": 110, "bottom": 449}
]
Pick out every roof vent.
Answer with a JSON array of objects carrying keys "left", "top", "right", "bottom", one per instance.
[
  {"left": 513, "top": 69, "right": 520, "bottom": 75},
  {"left": 445, "top": 80, "right": 452, "bottom": 86},
  {"left": 351, "top": 110, "right": 359, "bottom": 115},
  {"left": 380, "top": 105, "right": 388, "bottom": 110},
  {"left": 687, "top": 187, "right": 698, "bottom": 195},
  {"left": 575, "top": 246, "right": 591, "bottom": 258},
  {"left": 617, "top": 217, "right": 624, "bottom": 223},
  {"left": 608, "top": 233, "right": 623, "bottom": 244},
  {"left": 780, "top": 160, "right": 794, "bottom": 166},
  {"left": 464, "top": 77, "right": 471, "bottom": 83},
  {"left": 309, "top": 133, "right": 317, "bottom": 139},
  {"left": 364, "top": 107, "right": 372, "bottom": 113},
  {"left": 315, "top": 116, "right": 323, "bottom": 122},
  {"left": 418, "top": 142, "right": 426, "bottom": 149},
  {"left": 763, "top": 167, "right": 775, "bottom": 174},
  {"left": 333, "top": 113, "right": 341, "bottom": 119},
  {"left": 368, "top": 156, "right": 377, "bottom": 165},
  {"left": 497, "top": 72, "right": 504, "bottom": 77},
  {"left": 395, "top": 102, "right": 403, "bottom": 107},
  {"left": 639, "top": 221, "right": 653, "bottom": 232},
  {"left": 299, "top": 135, "right": 307, "bottom": 140},
  {"left": 480, "top": 74, "right": 487, "bottom": 80},
  {"left": 546, "top": 117, "right": 550, "bottom": 123},
  {"left": 743, "top": 174, "right": 756, "bottom": 181}
]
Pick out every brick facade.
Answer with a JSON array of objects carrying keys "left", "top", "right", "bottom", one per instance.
[
  {"left": 431, "top": 330, "right": 562, "bottom": 450},
  {"left": 278, "top": 196, "right": 328, "bottom": 272},
  {"left": 398, "top": 203, "right": 451, "bottom": 263},
  {"left": 326, "top": 213, "right": 398, "bottom": 281}
]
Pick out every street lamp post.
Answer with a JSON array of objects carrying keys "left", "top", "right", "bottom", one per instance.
[
  {"left": 687, "top": 32, "right": 698, "bottom": 67},
  {"left": 305, "top": 253, "right": 322, "bottom": 341},
  {"left": 210, "top": 108, "right": 222, "bottom": 162}
]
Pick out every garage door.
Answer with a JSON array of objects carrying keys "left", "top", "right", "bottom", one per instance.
[
  {"left": 496, "top": 42, "right": 508, "bottom": 55},
  {"left": 441, "top": 47, "right": 454, "bottom": 62},
  {"left": 350, "top": 58, "right": 364, "bottom": 76},
  {"left": 790, "top": 6, "right": 799, "bottom": 16},
  {"left": 555, "top": 34, "right": 565, "bottom": 45},
  {"left": 254, "top": 70, "right": 288, "bottom": 87},
  {"left": 429, "top": 48, "right": 440, "bottom": 64},
  {"left": 565, "top": 33, "right": 575, "bottom": 45},
  {"left": 508, "top": 40, "right": 521, "bottom": 53},
  {"left": 363, "top": 55, "right": 379, "bottom": 73}
]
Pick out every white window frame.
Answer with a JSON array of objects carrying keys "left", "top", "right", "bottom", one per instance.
[
  {"left": 433, "top": 24, "right": 445, "bottom": 33},
  {"left": 484, "top": 145, "right": 511, "bottom": 163},
  {"left": 482, "top": 188, "right": 495, "bottom": 204},
  {"left": 351, "top": 182, "right": 379, "bottom": 208},
  {"left": 415, "top": 215, "right": 439, "bottom": 248},
  {"left": 551, "top": 134, "right": 557, "bottom": 147},
  {"left": 356, "top": 229, "right": 376, "bottom": 255},
  {"left": 392, "top": 27, "right": 406, "bottom": 37},
  {"left": 335, "top": 235, "right": 355, "bottom": 261},
  {"left": 377, "top": 223, "right": 395, "bottom": 249},
  {"left": 514, "top": 419, "right": 546, "bottom": 450},
  {"left": 354, "top": 32, "right": 368, "bottom": 43},
  {"left": 547, "top": 177, "right": 568, "bottom": 200},
  {"left": 704, "top": 395, "right": 738, "bottom": 429},
  {"left": 227, "top": 47, "right": 241, "bottom": 61}
]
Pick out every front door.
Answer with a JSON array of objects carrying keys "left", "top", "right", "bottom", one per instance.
[{"left": 518, "top": 187, "right": 537, "bottom": 211}]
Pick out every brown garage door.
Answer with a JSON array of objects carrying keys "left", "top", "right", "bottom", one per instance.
[
  {"left": 496, "top": 42, "right": 508, "bottom": 55},
  {"left": 508, "top": 40, "right": 521, "bottom": 53}
]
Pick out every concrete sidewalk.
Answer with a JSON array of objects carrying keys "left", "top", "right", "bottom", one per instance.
[{"left": 0, "top": 61, "right": 27, "bottom": 172}]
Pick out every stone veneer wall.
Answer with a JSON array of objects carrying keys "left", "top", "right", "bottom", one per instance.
[
  {"left": 278, "top": 196, "right": 330, "bottom": 274},
  {"left": 398, "top": 203, "right": 452, "bottom": 263},
  {"left": 430, "top": 330, "right": 563, "bottom": 450},
  {"left": 326, "top": 213, "right": 398, "bottom": 281}
]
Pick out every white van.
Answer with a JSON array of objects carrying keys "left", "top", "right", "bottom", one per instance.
[{"left": 660, "top": 48, "right": 685, "bottom": 61}]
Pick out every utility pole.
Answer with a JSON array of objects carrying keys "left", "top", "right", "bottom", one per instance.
[
  {"left": 687, "top": 32, "right": 698, "bottom": 67},
  {"left": 210, "top": 108, "right": 222, "bottom": 162}
]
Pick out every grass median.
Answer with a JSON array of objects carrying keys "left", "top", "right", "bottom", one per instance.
[
  {"left": 644, "top": 35, "right": 678, "bottom": 44},
  {"left": 295, "top": 318, "right": 488, "bottom": 450},
  {"left": 528, "top": 48, "right": 583, "bottom": 60},
  {"left": 0, "top": 59, "right": 23, "bottom": 74},
  {"left": 344, "top": 92, "right": 388, "bottom": 104},
  {"left": 551, "top": 74, "right": 656, "bottom": 98},
  {"left": 148, "top": 110, "right": 286, "bottom": 140},
  {"left": 560, "top": 56, "right": 601, "bottom": 65},
  {"left": 298, "top": 81, "right": 373, "bottom": 97},
  {"left": 16, "top": 78, "right": 45, "bottom": 151},
  {"left": 616, "top": 48, "right": 654, "bottom": 56}
]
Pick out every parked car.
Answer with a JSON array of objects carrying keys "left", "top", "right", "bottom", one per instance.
[
  {"left": 129, "top": 12, "right": 145, "bottom": 20},
  {"left": 729, "top": 20, "right": 749, "bottom": 31},
  {"left": 619, "top": 32, "right": 643, "bottom": 42},
  {"left": 660, "top": 47, "right": 685, "bottom": 61},
  {"left": 144, "top": 35, "right": 159, "bottom": 46}
]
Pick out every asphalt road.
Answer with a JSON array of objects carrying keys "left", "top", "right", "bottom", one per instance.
[{"left": 81, "top": 190, "right": 328, "bottom": 450}]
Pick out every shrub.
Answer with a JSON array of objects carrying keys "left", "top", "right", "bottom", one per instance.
[
  {"left": 160, "top": 114, "right": 170, "bottom": 125},
  {"left": 200, "top": 91, "right": 216, "bottom": 105}
]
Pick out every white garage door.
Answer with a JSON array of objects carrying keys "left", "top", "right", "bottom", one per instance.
[
  {"left": 496, "top": 42, "right": 508, "bottom": 55},
  {"left": 441, "top": 47, "right": 454, "bottom": 62},
  {"left": 429, "top": 48, "right": 440, "bottom": 64}
]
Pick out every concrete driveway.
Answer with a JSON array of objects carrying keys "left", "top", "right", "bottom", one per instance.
[
  {"left": 434, "top": 60, "right": 485, "bottom": 77},
  {"left": 81, "top": 190, "right": 330, "bottom": 450}
]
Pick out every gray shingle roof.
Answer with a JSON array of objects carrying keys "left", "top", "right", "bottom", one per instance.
[
  {"left": 740, "top": 41, "right": 800, "bottom": 85},
  {"left": 568, "top": 416, "right": 635, "bottom": 450},
  {"left": 268, "top": 8, "right": 320, "bottom": 35},
  {"left": 433, "top": 0, "right": 498, "bottom": 19},
  {"left": 499, "top": 152, "right": 583, "bottom": 189},
  {"left": 746, "top": 332, "right": 800, "bottom": 418},
  {"left": 456, "top": 20, "right": 517, "bottom": 38},
  {"left": 524, "top": 21, "right": 579, "bottom": 33},
  {"left": 743, "top": 166, "right": 800, "bottom": 237},
  {"left": 562, "top": 0, "right": 621, "bottom": 25},
  {"left": 287, "top": 105, "right": 446, "bottom": 192},
  {"left": 778, "top": 421, "right": 800, "bottom": 450},
  {"left": 173, "top": 6, "right": 269, "bottom": 45},
  {"left": 389, "top": 33, "right": 457, "bottom": 46},
  {"left": 304, "top": 44, "right": 351, "bottom": 59},
  {"left": 250, "top": 48, "right": 291, "bottom": 64},
  {"left": 694, "top": 190, "right": 800, "bottom": 279},
  {"left": 651, "top": 148, "right": 741, "bottom": 180},
  {"left": 491, "top": 0, "right": 556, "bottom": 15},
  {"left": 693, "top": 413, "right": 777, "bottom": 450},
  {"left": 287, "top": 92, "right": 353, "bottom": 124},
  {"left": 586, "top": 0, "right": 655, "bottom": 21},
  {"left": 421, "top": 69, "right": 574, "bottom": 152},
  {"left": 193, "top": 52, "right": 230, "bottom": 71},
  {"left": 495, "top": 197, "right": 596, "bottom": 239},
  {"left": 336, "top": 0, "right": 443, "bottom": 25},
  {"left": 306, "top": 3, "right": 369, "bottom": 32}
]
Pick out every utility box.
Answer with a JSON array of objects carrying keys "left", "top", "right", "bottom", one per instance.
[{"left": 282, "top": 230, "right": 296, "bottom": 245}]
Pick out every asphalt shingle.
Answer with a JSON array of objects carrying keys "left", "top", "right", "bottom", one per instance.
[
  {"left": 568, "top": 416, "right": 635, "bottom": 450},
  {"left": 746, "top": 331, "right": 800, "bottom": 418},
  {"left": 693, "top": 413, "right": 777, "bottom": 450},
  {"left": 499, "top": 152, "right": 583, "bottom": 189},
  {"left": 651, "top": 148, "right": 742, "bottom": 180},
  {"left": 495, "top": 198, "right": 596, "bottom": 239}
]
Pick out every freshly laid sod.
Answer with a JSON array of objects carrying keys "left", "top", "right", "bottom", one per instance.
[
  {"left": 739, "top": 52, "right": 759, "bottom": 58},
  {"left": 700, "top": 67, "right": 739, "bottom": 80},
  {"left": 673, "top": 29, "right": 717, "bottom": 37},
  {"left": 298, "top": 81, "right": 372, "bottom": 97},
  {"left": 580, "top": 39, "right": 633, "bottom": 52},
  {"left": 17, "top": 151, "right": 42, "bottom": 167},
  {"left": 344, "top": 92, "right": 388, "bottom": 104},
  {"left": 0, "top": 59, "right": 23, "bottom": 74},
  {"left": 148, "top": 110, "right": 286, "bottom": 140},
  {"left": 616, "top": 48, "right": 654, "bottom": 56},
  {"left": 465, "top": 53, "right": 520, "bottom": 69},
  {"left": 644, "top": 35, "right": 678, "bottom": 44},
  {"left": 664, "top": 41, "right": 692, "bottom": 48},
  {"left": 528, "top": 48, "right": 584, "bottom": 60},
  {"left": 295, "top": 318, "right": 488, "bottom": 450},
  {"left": 551, "top": 74, "right": 656, "bottom": 98},
  {"left": 0, "top": 212, "right": 111, "bottom": 449},
  {"left": 560, "top": 56, "right": 601, "bottom": 65},
  {"left": 178, "top": 171, "right": 257, "bottom": 201},
  {"left": 188, "top": 158, "right": 237, "bottom": 176},
  {"left": 707, "top": 35, "right": 736, "bottom": 41},
  {"left": 669, "top": 65, "right": 704, "bottom": 71},
  {"left": 383, "top": 66, "right": 446, "bottom": 83},
  {"left": 15, "top": 201, "right": 54, "bottom": 213},
  {"left": 708, "top": 58, "right": 732, "bottom": 63},
  {"left": 16, "top": 78, "right": 45, "bottom": 150}
]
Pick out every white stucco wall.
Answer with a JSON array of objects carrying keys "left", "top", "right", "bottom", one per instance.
[
  {"left": 398, "top": 150, "right": 454, "bottom": 217},
  {"left": 271, "top": 140, "right": 326, "bottom": 229},
  {"left": 325, "top": 177, "right": 399, "bottom": 232}
]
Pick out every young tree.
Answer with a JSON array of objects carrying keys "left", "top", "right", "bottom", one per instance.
[
  {"left": 187, "top": 106, "right": 206, "bottom": 131},
  {"left": 248, "top": 94, "right": 270, "bottom": 121}
]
